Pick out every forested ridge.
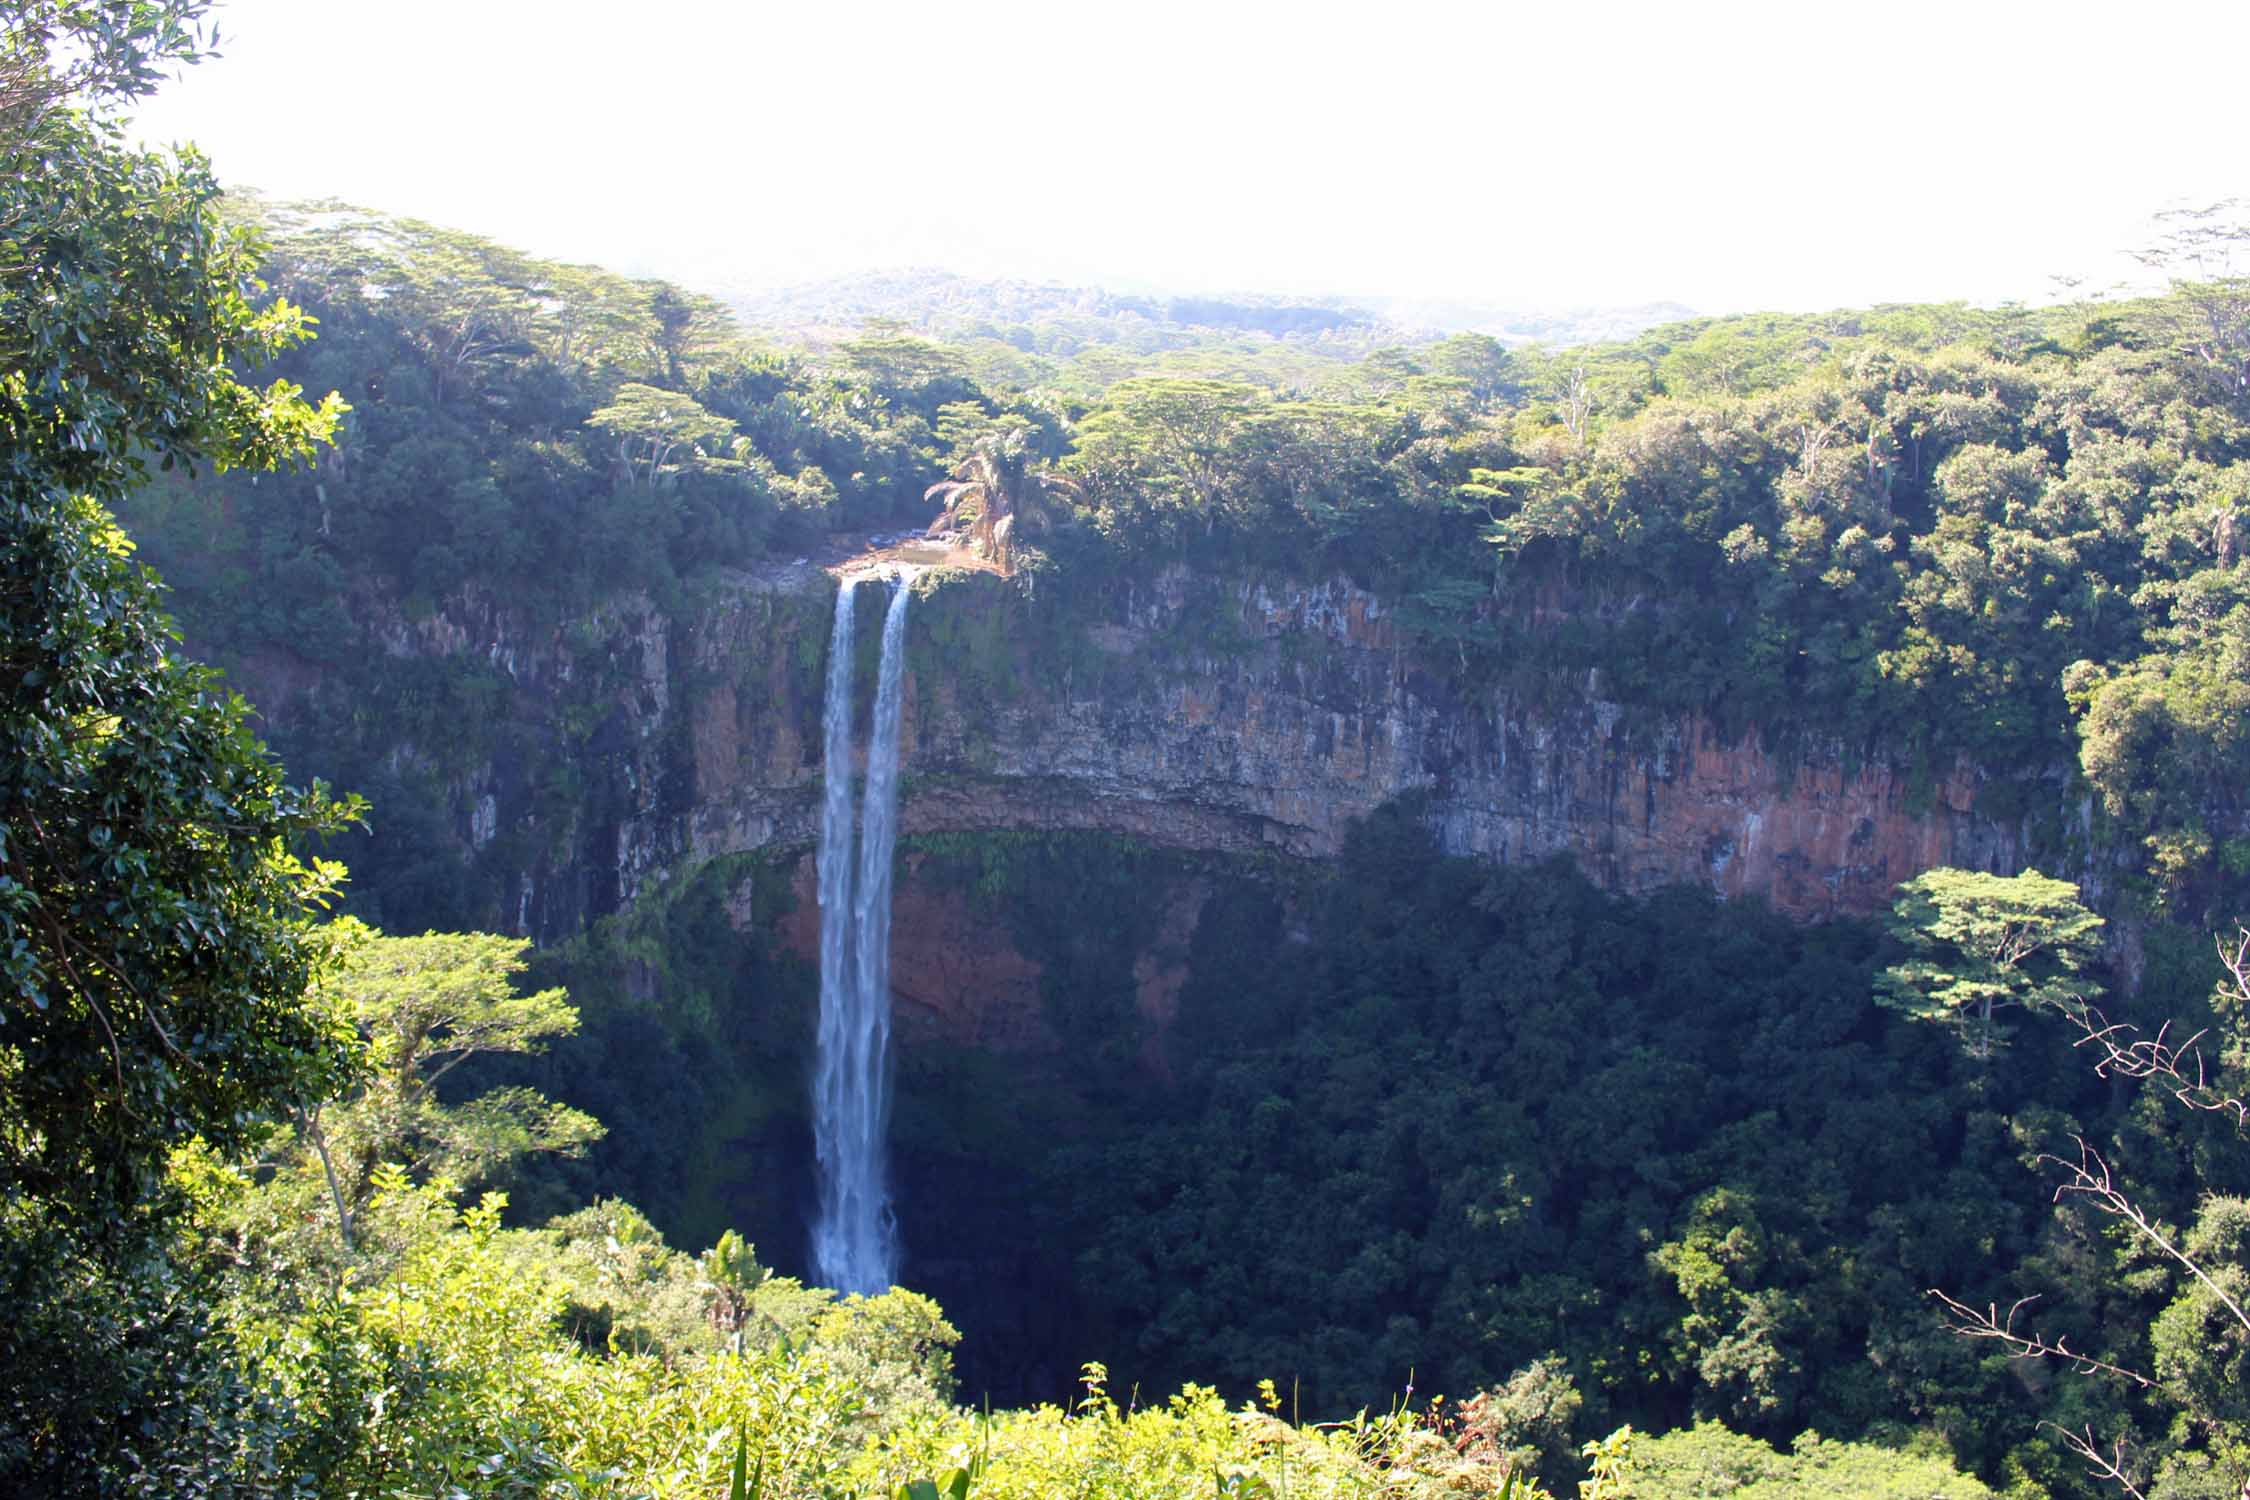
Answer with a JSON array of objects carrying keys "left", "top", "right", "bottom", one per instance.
[
  {"left": 124, "top": 194, "right": 2250, "bottom": 922},
  {"left": 5, "top": 5, "right": 2249, "bottom": 1497},
  {"left": 721, "top": 267, "right": 1694, "bottom": 397}
]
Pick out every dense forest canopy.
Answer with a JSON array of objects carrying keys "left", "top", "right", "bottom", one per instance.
[
  {"left": 121, "top": 196, "right": 2250, "bottom": 923},
  {"left": 85, "top": 186, "right": 2250, "bottom": 1497},
  {"left": 4, "top": 7, "right": 2249, "bottom": 1496}
]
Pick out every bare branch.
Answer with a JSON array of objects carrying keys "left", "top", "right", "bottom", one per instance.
[
  {"left": 2040, "top": 1136, "right": 2250, "bottom": 1339},
  {"left": 1556, "top": 366, "right": 1593, "bottom": 450},
  {"left": 2054, "top": 927, "right": 2250, "bottom": 1126},
  {"left": 1929, "top": 1290, "right": 2154, "bottom": 1387},
  {"left": 2073, "top": 1007, "right": 2249, "bottom": 1127},
  {"left": 2039, "top": 1424, "right": 2150, "bottom": 1500}
]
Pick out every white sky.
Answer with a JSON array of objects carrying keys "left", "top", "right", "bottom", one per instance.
[{"left": 129, "top": 0, "right": 2248, "bottom": 317}]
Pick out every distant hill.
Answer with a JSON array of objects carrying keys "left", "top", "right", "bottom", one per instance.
[
  {"left": 1353, "top": 293, "right": 1701, "bottom": 346},
  {"left": 724, "top": 267, "right": 1694, "bottom": 354}
]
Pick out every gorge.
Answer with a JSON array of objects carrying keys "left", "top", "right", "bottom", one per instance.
[
  {"left": 16, "top": 13, "right": 2250, "bottom": 1492},
  {"left": 178, "top": 547, "right": 2124, "bottom": 1406},
  {"left": 76, "top": 195, "right": 2250, "bottom": 1491}
]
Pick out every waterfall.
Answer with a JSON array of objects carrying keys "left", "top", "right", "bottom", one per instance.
[
  {"left": 810, "top": 570, "right": 913, "bottom": 1295},
  {"left": 811, "top": 579, "right": 860, "bottom": 1289}
]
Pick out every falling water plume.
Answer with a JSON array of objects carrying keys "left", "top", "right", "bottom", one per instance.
[{"left": 810, "top": 569, "right": 915, "bottom": 1294}]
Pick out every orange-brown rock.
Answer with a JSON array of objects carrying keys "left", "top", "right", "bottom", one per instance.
[
  {"left": 768, "top": 851, "right": 1053, "bottom": 1052},
  {"left": 267, "top": 560, "right": 2047, "bottom": 944},
  {"left": 671, "top": 566, "right": 2028, "bottom": 925}
]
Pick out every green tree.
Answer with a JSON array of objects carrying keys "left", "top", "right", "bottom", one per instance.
[
  {"left": 305, "top": 925, "right": 603, "bottom": 1247},
  {"left": 1877, "top": 869, "right": 2105, "bottom": 1060},
  {"left": 0, "top": 5, "right": 356, "bottom": 1486},
  {"left": 1071, "top": 376, "right": 1259, "bottom": 526},
  {"left": 924, "top": 414, "right": 1079, "bottom": 573},
  {"left": 1422, "top": 332, "right": 1522, "bottom": 406},
  {"left": 2070, "top": 637, "right": 2250, "bottom": 897},
  {"left": 1649, "top": 1188, "right": 1803, "bottom": 1425},
  {"left": 837, "top": 323, "right": 970, "bottom": 404},
  {"left": 642, "top": 282, "right": 725, "bottom": 389},
  {"left": 1456, "top": 1358, "right": 1585, "bottom": 1485},
  {"left": 586, "top": 381, "right": 737, "bottom": 487},
  {"left": 1, "top": 0, "right": 354, "bottom": 1223}
]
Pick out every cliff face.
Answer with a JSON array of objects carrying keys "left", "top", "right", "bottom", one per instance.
[
  {"left": 672, "top": 562, "right": 2028, "bottom": 909},
  {"left": 248, "top": 559, "right": 2047, "bottom": 1027}
]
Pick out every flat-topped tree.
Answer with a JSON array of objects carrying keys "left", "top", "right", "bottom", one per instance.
[
  {"left": 1878, "top": 868, "right": 2105, "bottom": 1061},
  {"left": 2136, "top": 199, "right": 2250, "bottom": 415},
  {"left": 299, "top": 926, "right": 601, "bottom": 1250},
  {"left": 586, "top": 382, "right": 737, "bottom": 488},
  {"left": 1070, "top": 376, "right": 1259, "bottom": 535}
]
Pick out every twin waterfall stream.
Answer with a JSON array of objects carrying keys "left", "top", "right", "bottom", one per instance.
[{"left": 810, "top": 570, "right": 914, "bottom": 1295}]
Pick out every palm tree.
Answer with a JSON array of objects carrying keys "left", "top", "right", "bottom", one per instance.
[{"left": 924, "top": 423, "right": 1079, "bottom": 574}]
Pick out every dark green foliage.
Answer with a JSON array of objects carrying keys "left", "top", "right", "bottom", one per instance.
[
  {"left": 1029, "top": 812, "right": 2134, "bottom": 1476},
  {"left": 463, "top": 818, "right": 2234, "bottom": 1491},
  {"left": 0, "top": 6, "right": 357, "bottom": 1238},
  {"left": 0, "top": 13, "right": 363, "bottom": 1490},
  {"left": 0, "top": 1232, "right": 302, "bottom": 1500}
]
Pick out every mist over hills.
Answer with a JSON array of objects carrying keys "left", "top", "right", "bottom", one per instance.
[{"left": 724, "top": 265, "right": 1696, "bottom": 354}]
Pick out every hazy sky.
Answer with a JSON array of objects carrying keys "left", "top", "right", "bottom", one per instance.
[{"left": 130, "top": 0, "right": 2246, "bottom": 316}]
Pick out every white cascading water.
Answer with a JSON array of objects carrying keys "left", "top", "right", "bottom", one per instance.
[
  {"left": 810, "top": 570, "right": 914, "bottom": 1295},
  {"left": 811, "top": 579, "right": 861, "bottom": 1288}
]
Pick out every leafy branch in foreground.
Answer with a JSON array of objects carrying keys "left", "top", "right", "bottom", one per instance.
[
  {"left": 2, "top": 0, "right": 356, "bottom": 1223},
  {"left": 0, "top": 0, "right": 212, "bottom": 131},
  {"left": 2, "top": 6, "right": 358, "bottom": 1488}
]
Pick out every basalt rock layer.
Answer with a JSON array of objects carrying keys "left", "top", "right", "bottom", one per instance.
[
  {"left": 685, "top": 562, "right": 2030, "bottom": 905},
  {"left": 239, "top": 558, "right": 2053, "bottom": 1037}
]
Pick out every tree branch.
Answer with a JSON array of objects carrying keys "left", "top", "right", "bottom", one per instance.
[
  {"left": 2073, "top": 1005, "right": 2248, "bottom": 1128},
  {"left": 2039, "top": 1425, "right": 2150, "bottom": 1500},
  {"left": 1928, "top": 1290, "right": 2155, "bottom": 1387},
  {"left": 2040, "top": 1136, "right": 2250, "bottom": 1339},
  {"left": 300, "top": 1104, "right": 354, "bottom": 1253}
]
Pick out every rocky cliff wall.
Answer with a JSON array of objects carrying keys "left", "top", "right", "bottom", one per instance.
[
  {"left": 256, "top": 558, "right": 2048, "bottom": 954},
  {"left": 675, "top": 562, "right": 2030, "bottom": 918}
]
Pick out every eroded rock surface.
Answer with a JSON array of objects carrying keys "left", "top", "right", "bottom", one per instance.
[
  {"left": 673, "top": 566, "right": 2025, "bottom": 925},
  {"left": 241, "top": 561, "right": 2044, "bottom": 959}
]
